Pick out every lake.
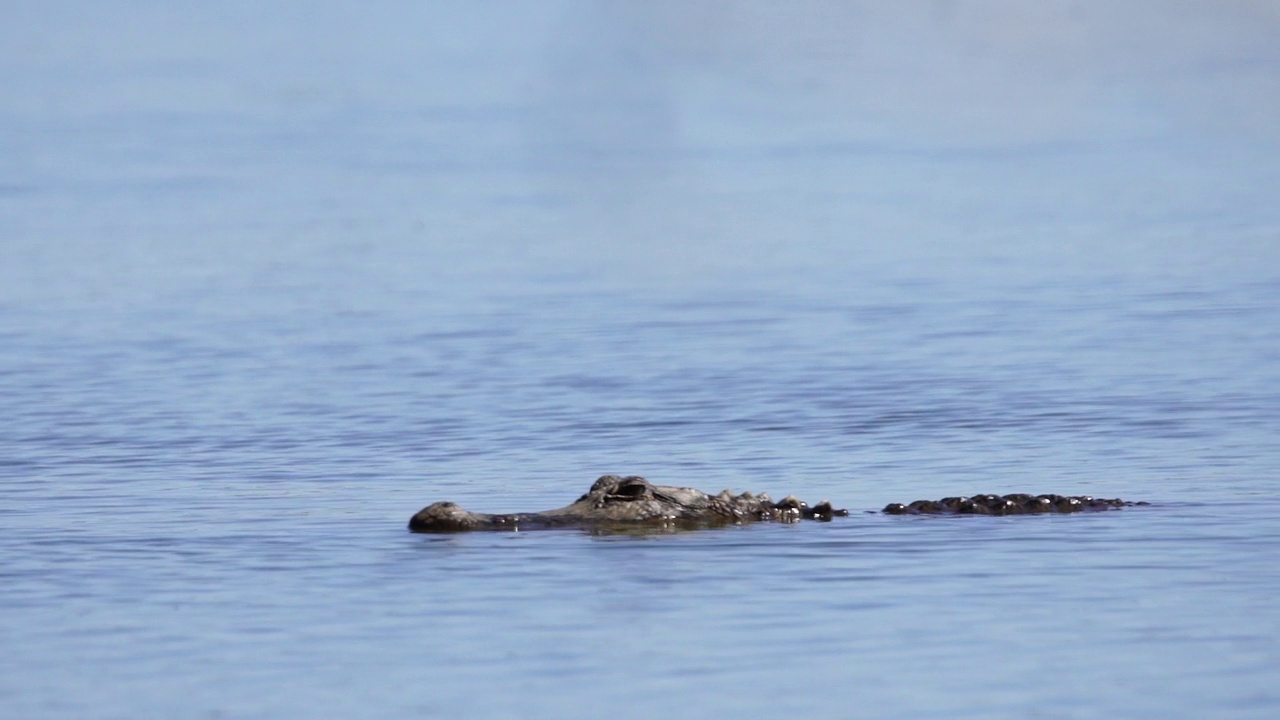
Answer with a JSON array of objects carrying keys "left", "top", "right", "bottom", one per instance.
[{"left": 2, "top": 2, "right": 1279, "bottom": 718}]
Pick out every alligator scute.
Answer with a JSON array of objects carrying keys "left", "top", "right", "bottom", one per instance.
[{"left": 882, "top": 493, "right": 1147, "bottom": 515}]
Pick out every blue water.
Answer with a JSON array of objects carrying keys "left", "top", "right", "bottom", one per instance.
[{"left": 4, "top": 3, "right": 1280, "bottom": 718}]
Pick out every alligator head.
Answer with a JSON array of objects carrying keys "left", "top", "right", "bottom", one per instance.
[{"left": 408, "top": 475, "right": 848, "bottom": 533}]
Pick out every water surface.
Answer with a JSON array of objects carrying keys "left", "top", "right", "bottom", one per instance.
[{"left": 3, "top": 3, "right": 1279, "bottom": 718}]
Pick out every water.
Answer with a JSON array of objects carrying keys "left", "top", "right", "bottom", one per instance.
[{"left": 3, "top": 2, "right": 1280, "bottom": 718}]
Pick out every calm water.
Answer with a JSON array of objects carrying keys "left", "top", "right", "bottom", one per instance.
[{"left": 3, "top": 3, "right": 1280, "bottom": 718}]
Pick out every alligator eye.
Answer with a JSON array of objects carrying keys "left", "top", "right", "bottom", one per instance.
[{"left": 612, "top": 479, "right": 651, "bottom": 499}]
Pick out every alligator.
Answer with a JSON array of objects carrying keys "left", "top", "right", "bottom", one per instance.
[{"left": 407, "top": 474, "right": 1144, "bottom": 533}]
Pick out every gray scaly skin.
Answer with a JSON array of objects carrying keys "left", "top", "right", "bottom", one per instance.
[
  {"left": 408, "top": 474, "right": 847, "bottom": 532},
  {"left": 407, "top": 475, "right": 1144, "bottom": 533}
]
